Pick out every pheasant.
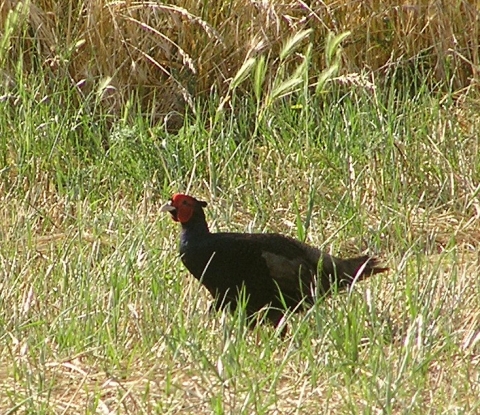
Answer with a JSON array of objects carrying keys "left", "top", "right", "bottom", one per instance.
[{"left": 161, "top": 194, "right": 387, "bottom": 329}]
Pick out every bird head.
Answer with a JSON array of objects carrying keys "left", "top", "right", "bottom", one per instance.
[{"left": 160, "top": 194, "right": 208, "bottom": 223}]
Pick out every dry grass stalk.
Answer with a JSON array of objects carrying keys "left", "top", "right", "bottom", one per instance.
[{"left": 0, "top": 0, "right": 478, "bottom": 124}]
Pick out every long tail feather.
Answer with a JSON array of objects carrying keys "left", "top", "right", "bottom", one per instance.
[{"left": 321, "top": 254, "right": 388, "bottom": 292}]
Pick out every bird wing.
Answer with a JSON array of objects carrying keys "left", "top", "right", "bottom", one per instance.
[{"left": 216, "top": 233, "right": 320, "bottom": 307}]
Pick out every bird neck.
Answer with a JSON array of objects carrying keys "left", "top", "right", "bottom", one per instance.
[{"left": 180, "top": 211, "right": 210, "bottom": 242}]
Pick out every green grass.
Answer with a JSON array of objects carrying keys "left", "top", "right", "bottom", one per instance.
[{"left": 1, "top": 53, "right": 480, "bottom": 414}]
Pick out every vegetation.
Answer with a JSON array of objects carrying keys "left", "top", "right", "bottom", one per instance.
[{"left": 1, "top": 0, "right": 479, "bottom": 413}]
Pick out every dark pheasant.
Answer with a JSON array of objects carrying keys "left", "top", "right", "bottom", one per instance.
[{"left": 161, "top": 194, "right": 387, "bottom": 328}]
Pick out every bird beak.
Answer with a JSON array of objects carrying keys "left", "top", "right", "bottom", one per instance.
[{"left": 160, "top": 201, "right": 176, "bottom": 213}]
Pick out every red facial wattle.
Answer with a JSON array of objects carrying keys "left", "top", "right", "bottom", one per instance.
[{"left": 161, "top": 194, "right": 197, "bottom": 224}]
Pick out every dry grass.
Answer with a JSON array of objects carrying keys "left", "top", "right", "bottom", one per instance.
[
  {"left": 1, "top": 0, "right": 478, "bottom": 128},
  {"left": 6, "top": 351, "right": 478, "bottom": 414}
]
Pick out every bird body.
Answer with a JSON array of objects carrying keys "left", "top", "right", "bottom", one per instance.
[{"left": 161, "top": 194, "right": 387, "bottom": 327}]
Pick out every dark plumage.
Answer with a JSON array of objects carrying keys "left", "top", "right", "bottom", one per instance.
[{"left": 161, "top": 194, "right": 388, "bottom": 329}]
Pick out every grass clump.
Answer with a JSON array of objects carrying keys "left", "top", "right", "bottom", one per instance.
[{"left": 1, "top": 0, "right": 479, "bottom": 125}]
